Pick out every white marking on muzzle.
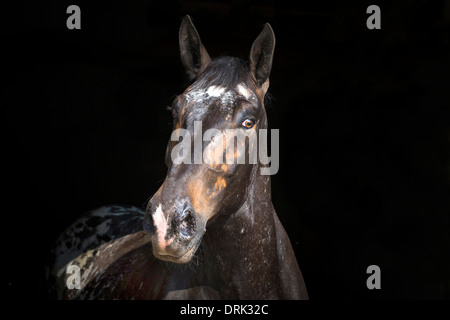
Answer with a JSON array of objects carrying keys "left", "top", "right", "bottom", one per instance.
[{"left": 152, "top": 204, "right": 173, "bottom": 249}]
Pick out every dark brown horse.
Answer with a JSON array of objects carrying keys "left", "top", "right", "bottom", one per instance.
[{"left": 50, "top": 16, "right": 308, "bottom": 300}]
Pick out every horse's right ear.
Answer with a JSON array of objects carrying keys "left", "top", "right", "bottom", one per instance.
[{"left": 179, "top": 15, "right": 211, "bottom": 80}]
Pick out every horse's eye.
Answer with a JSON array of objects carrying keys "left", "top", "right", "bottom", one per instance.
[{"left": 242, "top": 119, "right": 255, "bottom": 129}]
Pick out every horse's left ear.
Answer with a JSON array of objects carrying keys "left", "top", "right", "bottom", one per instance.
[
  {"left": 249, "top": 23, "right": 275, "bottom": 94},
  {"left": 179, "top": 15, "right": 211, "bottom": 80}
]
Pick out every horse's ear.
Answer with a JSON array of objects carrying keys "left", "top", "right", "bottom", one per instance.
[
  {"left": 179, "top": 15, "right": 211, "bottom": 80},
  {"left": 249, "top": 23, "right": 275, "bottom": 93}
]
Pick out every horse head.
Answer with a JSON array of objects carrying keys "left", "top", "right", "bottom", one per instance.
[{"left": 144, "top": 16, "right": 275, "bottom": 263}]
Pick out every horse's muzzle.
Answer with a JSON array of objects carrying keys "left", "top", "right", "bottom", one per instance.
[{"left": 144, "top": 199, "right": 203, "bottom": 263}]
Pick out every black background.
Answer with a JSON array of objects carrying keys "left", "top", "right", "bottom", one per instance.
[{"left": 1, "top": 0, "right": 449, "bottom": 300}]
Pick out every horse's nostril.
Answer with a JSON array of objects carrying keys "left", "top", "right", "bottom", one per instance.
[
  {"left": 180, "top": 208, "right": 193, "bottom": 220},
  {"left": 178, "top": 207, "right": 196, "bottom": 240}
]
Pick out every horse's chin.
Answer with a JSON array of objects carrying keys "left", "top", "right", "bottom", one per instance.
[{"left": 152, "top": 234, "right": 203, "bottom": 264}]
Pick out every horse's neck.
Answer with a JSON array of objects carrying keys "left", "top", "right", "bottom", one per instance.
[{"left": 204, "top": 168, "right": 281, "bottom": 298}]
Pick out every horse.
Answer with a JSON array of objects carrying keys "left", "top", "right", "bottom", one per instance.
[{"left": 49, "top": 15, "right": 308, "bottom": 300}]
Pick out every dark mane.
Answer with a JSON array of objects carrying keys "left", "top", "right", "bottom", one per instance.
[{"left": 193, "top": 56, "right": 254, "bottom": 91}]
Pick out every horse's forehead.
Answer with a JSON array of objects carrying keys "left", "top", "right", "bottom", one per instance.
[{"left": 183, "top": 83, "right": 256, "bottom": 110}]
